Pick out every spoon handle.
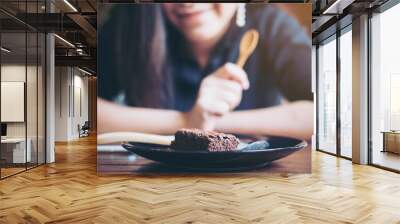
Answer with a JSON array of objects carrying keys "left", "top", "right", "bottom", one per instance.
[
  {"left": 236, "top": 53, "right": 251, "bottom": 68},
  {"left": 97, "top": 132, "right": 174, "bottom": 145}
]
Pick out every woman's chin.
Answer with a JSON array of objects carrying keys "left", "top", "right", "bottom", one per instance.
[{"left": 184, "top": 27, "right": 221, "bottom": 44}]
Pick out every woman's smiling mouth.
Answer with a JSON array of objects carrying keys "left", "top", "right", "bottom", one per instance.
[{"left": 174, "top": 8, "right": 213, "bottom": 26}]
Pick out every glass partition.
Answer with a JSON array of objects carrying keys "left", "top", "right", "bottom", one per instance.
[
  {"left": 26, "top": 0, "right": 46, "bottom": 169},
  {"left": 37, "top": 0, "right": 46, "bottom": 166},
  {"left": 27, "top": 30, "right": 38, "bottom": 169},
  {"left": 0, "top": 1, "right": 46, "bottom": 179},
  {"left": 1, "top": 31, "right": 28, "bottom": 178}
]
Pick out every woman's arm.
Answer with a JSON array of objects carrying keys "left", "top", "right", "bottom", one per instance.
[
  {"left": 227, "top": 11, "right": 313, "bottom": 140},
  {"left": 98, "top": 98, "right": 186, "bottom": 134},
  {"left": 98, "top": 63, "right": 249, "bottom": 135},
  {"left": 216, "top": 100, "right": 313, "bottom": 140}
]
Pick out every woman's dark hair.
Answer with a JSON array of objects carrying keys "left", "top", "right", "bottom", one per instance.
[{"left": 102, "top": 4, "right": 172, "bottom": 108}]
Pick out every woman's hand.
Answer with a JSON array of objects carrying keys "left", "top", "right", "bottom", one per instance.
[{"left": 183, "top": 63, "right": 249, "bottom": 130}]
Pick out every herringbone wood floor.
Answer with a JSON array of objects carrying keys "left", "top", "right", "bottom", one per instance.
[{"left": 1, "top": 135, "right": 400, "bottom": 224}]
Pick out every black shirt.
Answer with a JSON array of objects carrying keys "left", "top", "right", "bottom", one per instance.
[{"left": 99, "top": 5, "right": 312, "bottom": 111}]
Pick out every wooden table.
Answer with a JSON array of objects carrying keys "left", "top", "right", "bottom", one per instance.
[
  {"left": 97, "top": 144, "right": 311, "bottom": 175},
  {"left": 382, "top": 131, "right": 400, "bottom": 154},
  {"left": 1, "top": 138, "right": 32, "bottom": 164}
]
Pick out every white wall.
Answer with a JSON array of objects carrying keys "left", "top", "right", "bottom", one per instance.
[
  {"left": 55, "top": 67, "right": 89, "bottom": 141},
  {"left": 72, "top": 73, "right": 89, "bottom": 137},
  {"left": 55, "top": 67, "right": 69, "bottom": 141}
]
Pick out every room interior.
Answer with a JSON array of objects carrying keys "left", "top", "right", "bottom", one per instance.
[
  {"left": 0, "top": 0, "right": 400, "bottom": 223},
  {"left": 0, "top": 0, "right": 97, "bottom": 179}
]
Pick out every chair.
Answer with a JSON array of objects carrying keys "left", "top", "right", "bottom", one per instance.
[{"left": 78, "top": 121, "right": 90, "bottom": 138}]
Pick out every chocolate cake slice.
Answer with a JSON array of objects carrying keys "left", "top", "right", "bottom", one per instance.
[{"left": 171, "top": 129, "right": 240, "bottom": 152}]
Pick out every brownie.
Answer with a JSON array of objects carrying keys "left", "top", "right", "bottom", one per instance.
[{"left": 171, "top": 129, "right": 240, "bottom": 152}]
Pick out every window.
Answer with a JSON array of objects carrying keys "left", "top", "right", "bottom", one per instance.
[
  {"left": 370, "top": 2, "right": 400, "bottom": 171},
  {"left": 339, "top": 28, "right": 352, "bottom": 158},
  {"left": 317, "top": 36, "right": 337, "bottom": 154}
]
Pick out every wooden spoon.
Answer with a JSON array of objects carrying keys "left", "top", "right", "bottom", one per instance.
[
  {"left": 97, "top": 132, "right": 174, "bottom": 146},
  {"left": 236, "top": 29, "right": 259, "bottom": 68}
]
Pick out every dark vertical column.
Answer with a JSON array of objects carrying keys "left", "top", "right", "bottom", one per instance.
[
  {"left": 336, "top": 28, "right": 341, "bottom": 157},
  {"left": 69, "top": 69, "right": 71, "bottom": 118},
  {"left": 73, "top": 68, "right": 75, "bottom": 118},
  {"left": 25, "top": 0, "right": 28, "bottom": 171},
  {"left": 367, "top": 11, "right": 373, "bottom": 165},
  {"left": 315, "top": 44, "right": 320, "bottom": 150},
  {"left": 0, "top": 19, "right": 2, "bottom": 179},
  {"left": 44, "top": 0, "right": 47, "bottom": 164},
  {"left": 36, "top": 0, "right": 39, "bottom": 167}
]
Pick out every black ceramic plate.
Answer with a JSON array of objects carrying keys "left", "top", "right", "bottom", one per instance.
[{"left": 122, "top": 136, "right": 307, "bottom": 171}]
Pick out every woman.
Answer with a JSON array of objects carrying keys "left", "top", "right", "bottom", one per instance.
[{"left": 98, "top": 3, "right": 313, "bottom": 140}]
